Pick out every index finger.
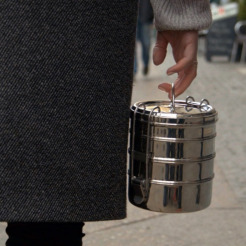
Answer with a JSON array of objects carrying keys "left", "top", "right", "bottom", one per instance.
[
  {"left": 170, "top": 65, "right": 197, "bottom": 98},
  {"left": 167, "top": 43, "right": 198, "bottom": 74}
]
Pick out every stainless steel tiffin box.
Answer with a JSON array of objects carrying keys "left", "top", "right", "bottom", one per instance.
[{"left": 128, "top": 93, "right": 218, "bottom": 213}]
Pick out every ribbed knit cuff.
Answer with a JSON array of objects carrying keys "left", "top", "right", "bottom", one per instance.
[{"left": 150, "top": 0, "right": 212, "bottom": 31}]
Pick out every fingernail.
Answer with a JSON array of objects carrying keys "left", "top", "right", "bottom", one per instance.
[
  {"left": 158, "top": 86, "right": 168, "bottom": 92},
  {"left": 167, "top": 71, "right": 174, "bottom": 76}
]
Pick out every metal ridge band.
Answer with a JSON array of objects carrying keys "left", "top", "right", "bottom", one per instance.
[
  {"left": 140, "top": 133, "right": 217, "bottom": 142},
  {"left": 150, "top": 119, "right": 218, "bottom": 127},
  {"left": 134, "top": 116, "right": 218, "bottom": 127},
  {"left": 150, "top": 175, "right": 214, "bottom": 186},
  {"left": 133, "top": 108, "right": 218, "bottom": 119},
  {"left": 130, "top": 150, "right": 216, "bottom": 163},
  {"left": 152, "top": 154, "right": 216, "bottom": 163}
]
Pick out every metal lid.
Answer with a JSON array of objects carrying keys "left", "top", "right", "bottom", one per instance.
[
  {"left": 131, "top": 84, "right": 218, "bottom": 126},
  {"left": 133, "top": 99, "right": 217, "bottom": 118}
]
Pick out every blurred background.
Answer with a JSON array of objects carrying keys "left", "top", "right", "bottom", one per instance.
[{"left": 0, "top": 0, "right": 246, "bottom": 245}]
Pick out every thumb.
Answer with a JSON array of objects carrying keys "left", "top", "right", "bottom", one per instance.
[{"left": 158, "top": 83, "right": 172, "bottom": 94}]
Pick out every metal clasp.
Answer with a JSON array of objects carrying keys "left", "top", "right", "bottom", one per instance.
[
  {"left": 170, "top": 83, "right": 175, "bottom": 112},
  {"left": 185, "top": 96, "right": 210, "bottom": 112},
  {"left": 200, "top": 99, "right": 210, "bottom": 111}
]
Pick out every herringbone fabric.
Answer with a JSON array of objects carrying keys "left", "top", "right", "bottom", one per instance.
[{"left": 0, "top": 1, "right": 138, "bottom": 222}]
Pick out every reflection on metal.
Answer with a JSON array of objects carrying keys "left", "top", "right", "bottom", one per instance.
[{"left": 128, "top": 93, "right": 218, "bottom": 213}]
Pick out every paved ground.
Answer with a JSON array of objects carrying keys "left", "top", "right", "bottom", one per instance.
[{"left": 0, "top": 39, "right": 246, "bottom": 245}]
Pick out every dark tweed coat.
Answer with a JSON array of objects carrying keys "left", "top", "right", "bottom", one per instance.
[{"left": 0, "top": 1, "right": 138, "bottom": 222}]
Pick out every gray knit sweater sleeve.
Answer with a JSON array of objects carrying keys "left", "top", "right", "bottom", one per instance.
[{"left": 150, "top": 0, "right": 212, "bottom": 31}]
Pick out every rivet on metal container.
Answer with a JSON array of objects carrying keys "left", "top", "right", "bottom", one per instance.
[{"left": 128, "top": 83, "right": 218, "bottom": 213}]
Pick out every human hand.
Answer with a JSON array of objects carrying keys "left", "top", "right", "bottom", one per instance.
[{"left": 153, "top": 30, "right": 198, "bottom": 99}]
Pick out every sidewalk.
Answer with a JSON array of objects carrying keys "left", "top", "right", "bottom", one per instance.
[{"left": 1, "top": 42, "right": 246, "bottom": 246}]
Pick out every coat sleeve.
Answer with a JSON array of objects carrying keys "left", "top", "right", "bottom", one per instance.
[{"left": 150, "top": 0, "right": 212, "bottom": 31}]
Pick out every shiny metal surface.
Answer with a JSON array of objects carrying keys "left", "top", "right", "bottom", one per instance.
[{"left": 128, "top": 98, "right": 218, "bottom": 213}]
